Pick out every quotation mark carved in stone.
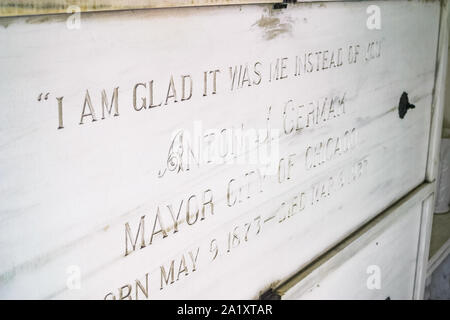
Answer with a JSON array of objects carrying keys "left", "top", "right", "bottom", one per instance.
[{"left": 37, "top": 92, "right": 50, "bottom": 102}]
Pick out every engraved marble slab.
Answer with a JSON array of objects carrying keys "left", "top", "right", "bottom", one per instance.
[
  {"left": 277, "top": 182, "right": 435, "bottom": 300},
  {"left": 0, "top": 0, "right": 440, "bottom": 299}
]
